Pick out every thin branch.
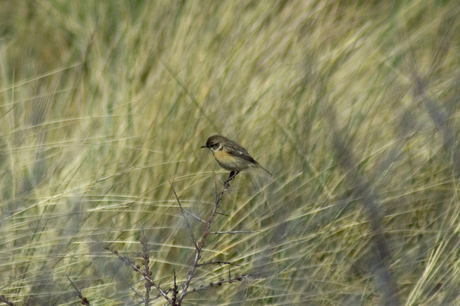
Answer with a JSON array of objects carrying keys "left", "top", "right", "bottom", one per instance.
[
  {"left": 172, "top": 270, "right": 179, "bottom": 306},
  {"left": 0, "top": 295, "right": 15, "bottom": 306},
  {"left": 140, "top": 232, "right": 151, "bottom": 306},
  {"left": 66, "top": 275, "right": 90, "bottom": 306},
  {"left": 170, "top": 182, "right": 198, "bottom": 250},
  {"left": 197, "top": 259, "right": 240, "bottom": 267},
  {"left": 104, "top": 246, "right": 173, "bottom": 304},
  {"left": 186, "top": 210, "right": 206, "bottom": 223},
  {"left": 121, "top": 277, "right": 145, "bottom": 302},
  {"left": 182, "top": 274, "right": 247, "bottom": 297},
  {"left": 177, "top": 187, "right": 228, "bottom": 303},
  {"left": 210, "top": 230, "right": 255, "bottom": 235}
]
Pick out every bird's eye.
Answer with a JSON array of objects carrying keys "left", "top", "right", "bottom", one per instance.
[{"left": 211, "top": 144, "right": 219, "bottom": 149}]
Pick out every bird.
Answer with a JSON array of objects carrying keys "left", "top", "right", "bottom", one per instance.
[{"left": 201, "top": 135, "right": 271, "bottom": 188}]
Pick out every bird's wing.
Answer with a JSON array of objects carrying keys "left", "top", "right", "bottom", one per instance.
[{"left": 224, "top": 140, "right": 258, "bottom": 164}]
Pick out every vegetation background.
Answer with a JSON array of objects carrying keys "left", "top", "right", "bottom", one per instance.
[{"left": 1, "top": 0, "right": 460, "bottom": 305}]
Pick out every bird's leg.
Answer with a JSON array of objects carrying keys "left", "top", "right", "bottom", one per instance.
[{"left": 224, "top": 171, "right": 239, "bottom": 188}]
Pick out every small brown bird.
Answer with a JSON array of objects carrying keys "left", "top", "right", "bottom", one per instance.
[{"left": 201, "top": 135, "right": 270, "bottom": 188}]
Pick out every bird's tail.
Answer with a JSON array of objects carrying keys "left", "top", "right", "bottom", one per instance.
[{"left": 258, "top": 164, "right": 272, "bottom": 176}]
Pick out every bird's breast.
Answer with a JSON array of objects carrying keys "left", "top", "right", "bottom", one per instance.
[{"left": 213, "top": 150, "right": 248, "bottom": 171}]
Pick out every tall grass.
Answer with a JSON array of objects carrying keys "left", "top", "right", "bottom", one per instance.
[{"left": 1, "top": 0, "right": 460, "bottom": 305}]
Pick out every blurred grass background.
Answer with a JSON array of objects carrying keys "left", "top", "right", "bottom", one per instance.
[{"left": 1, "top": 0, "right": 460, "bottom": 305}]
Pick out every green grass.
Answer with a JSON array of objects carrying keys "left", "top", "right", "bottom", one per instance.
[{"left": 1, "top": 0, "right": 460, "bottom": 305}]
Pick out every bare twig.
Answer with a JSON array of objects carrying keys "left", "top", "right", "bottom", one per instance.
[
  {"left": 210, "top": 230, "right": 255, "bottom": 234},
  {"left": 140, "top": 232, "right": 151, "bottom": 306},
  {"left": 186, "top": 210, "right": 206, "bottom": 223},
  {"left": 66, "top": 275, "right": 90, "bottom": 306},
  {"left": 0, "top": 295, "right": 15, "bottom": 306},
  {"left": 121, "top": 277, "right": 145, "bottom": 302},
  {"left": 197, "top": 259, "right": 239, "bottom": 267},
  {"left": 182, "top": 274, "right": 247, "bottom": 297},
  {"left": 105, "top": 184, "right": 236, "bottom": 305},
  {"left": 170, "top": 182, "right": 198, "bottom": 250},
  {"left": 104, "top": 246, "right": 172, "bottom": 304},
  {"left": 172, "top": 270, "right": 179, "bottom": 306},
  {"left": 177, "top": 187, "right": 228, "bottom": 303}
]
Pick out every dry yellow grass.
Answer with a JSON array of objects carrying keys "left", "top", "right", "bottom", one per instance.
[{"left": 1, "top": 1, "right": 460, "bottom": 305}]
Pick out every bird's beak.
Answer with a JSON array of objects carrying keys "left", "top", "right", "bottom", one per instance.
[{"left": 201, "top": 145, "right": 207, "bottom": 149}]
